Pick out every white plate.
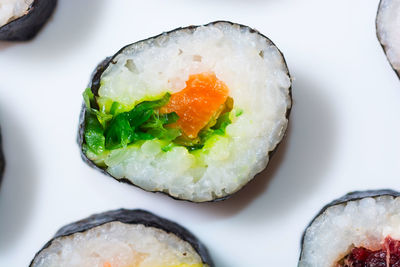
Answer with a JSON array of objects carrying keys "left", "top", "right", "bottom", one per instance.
[{"left": 0, "top": 0, "right": 399, "bottom": 266}]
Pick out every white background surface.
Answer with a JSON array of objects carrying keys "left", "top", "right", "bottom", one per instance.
[{"left": 0, "top": 0, "right": 399, "bottom": 266}]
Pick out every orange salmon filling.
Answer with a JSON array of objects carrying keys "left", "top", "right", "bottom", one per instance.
[{"left": 160, "top": 72, "right": 229, "bottom": 138}]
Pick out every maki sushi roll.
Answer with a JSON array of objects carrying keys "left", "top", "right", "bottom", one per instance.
[
  {"left": 30, "top": 209, "right": 213, "bottom": 267},
  {"left": 0, "top": 127, "right": 4, "bottom": 184},
  {"left": 376, "top": 0, "right": 400, "bottom": 78},
  {"left": 299, "top": 190, "right": 400, "bottom": 267},
  {"left": 78, "top": 21, "right": 292, "bottom": 202},
  {"left": 0, "top": 0, "right": 57, "bottom": 41}
]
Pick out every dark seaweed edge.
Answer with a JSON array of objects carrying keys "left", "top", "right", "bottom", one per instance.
[
  {"left": 29, "top": 209, "right": 214, "bottom": 267},
  {"left": 0, "top": 0, "right": 57, "bottom": 41},
  {"left": 376, "top": 0, "right": 400, "bottom": 80},
  {"left": 77, "top": 20, "right": 293, "bottom": 203},
  {"left": 0, "top": 127, "right": 4, "bottom": 185},
  {"left": 298, "top": 189, "right": 400, "bottom": 264}
]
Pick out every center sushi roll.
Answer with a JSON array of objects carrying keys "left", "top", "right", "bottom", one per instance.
[
  {"left": 30, "top": 209, "right": 213, "bottom": 267},
  {"left": 299, "top": 190, "right": 400, "bottom": 267},
  {"left": 78, "top": 21, "right": 292, "bottom": 202}
]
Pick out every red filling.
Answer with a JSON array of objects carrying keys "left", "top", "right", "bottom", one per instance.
[{"left": 338, "top": 237, "right": 400, "bottom": 267}]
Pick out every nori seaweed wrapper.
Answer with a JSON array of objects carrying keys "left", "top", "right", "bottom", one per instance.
[
  {"left": 299, "top": 189, "right": 400, "bottom": 262},
  {"left": 29, "top": 209, "right": 214, "bottom": 267},
  {"left": 0, "top": 127, "right": 4, "bottom": 185},
  {"left": 77, "top": 21, "right": 292, "bottom": 202},
  {"left": 376, "top": 0, "right": 400, "bottom": 79},
  {"left": 0, "top": 0, "right": 57, "bottom": 41}
]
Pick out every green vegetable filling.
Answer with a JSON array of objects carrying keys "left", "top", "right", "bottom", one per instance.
[{"left": 83, "top": 88, "right": 235, "bottom": 155}]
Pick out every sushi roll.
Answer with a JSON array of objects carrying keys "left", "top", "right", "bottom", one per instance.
[
  {"left": 0, "top": 127, "right": 4, "bottom": 184},
  {"left": 78, "top": 21, "right": 292, "bottom": 202},
  {"left": 0, "top": 0, "right": 57, "bottom": 41},
  {"left": 376, "top": 0, "right": 400, "bottom": 78},
  {"left": 30, "top": 209, "right": 213, "bottom": 267},
  {"left": 299, "top": 190, "right": 400, "bottom": 267}
]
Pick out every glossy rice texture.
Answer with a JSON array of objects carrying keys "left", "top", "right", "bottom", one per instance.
[
  {"left": 377, "top": 0, "right": 400, "bottom": 76},
  {"left": 0, "top": 0, "right": 34, "bottom": 27}
]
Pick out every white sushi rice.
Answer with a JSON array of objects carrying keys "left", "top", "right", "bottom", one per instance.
[
  {"left": 31, "top": 221, "right": 202, "bottom": 267},
  {"left": 91, "top": 22, "right": 291, "bottom": 202},
  {"left": 299, "top": 195, "right": 400, "bottom": 267},
  {"left": 377, "top": 0, "right": 400, "bottom": 73},
  {"left": 0, "top": 0, "right": 33, "bottom": 27}
]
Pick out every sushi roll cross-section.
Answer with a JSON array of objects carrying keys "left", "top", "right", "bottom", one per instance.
[
  {"left": 299, "top": 190, "right": 400, "bottom": 267},
  {"left": 0, "top": 0, "right": 56, "bottom": 41},
  {"left": 78, "top": 21, "right": 292, "bottom": 202},
  {"left": 377, "top": 0, "right": 400, "bottom": 78},
  {"left": 30, "top": 209, "right": 213, "bottom": 267}
]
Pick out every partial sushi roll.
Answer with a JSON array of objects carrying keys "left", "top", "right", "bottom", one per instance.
[
  {"left": 0, "top": 127, "right": 4, "bottom": 184},
  {"left": 30, "top": 209, "right": 213, "bottom": 267},
  {"left": 0, "top": 0, "right": 57, "bottom": 41},
  {"left": 376, "top": 0, "right": 400, "bottom": 78},
  {"left": 299, "top": 190, "right": 400, "bottom": 267},
  {"left": 78, "top": 21, "right": 292, "bottom": 202}
]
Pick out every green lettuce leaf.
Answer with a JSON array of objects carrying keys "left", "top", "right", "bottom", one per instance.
[
  {"left": 103, "top": 93, "right": 180, "bottom": 150},
  {"left": 83, "top": 88, "right": 95, "bottom": 109},
  {"left": 141, "top": 112, "right": 181, "bottom": 140},
  {"left": 211, "top": 112, "right": 231, "bottom": 135},
  {"left": 84, "top": 112, "right": 105, "bottom": 154},
  {"left": 104, "top": 114, "right": 134, "bottom": 150}
]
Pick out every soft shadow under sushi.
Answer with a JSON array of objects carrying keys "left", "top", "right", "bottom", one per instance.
[{"left": 0, "top": 106, "right": 38, "bottom": 252}]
